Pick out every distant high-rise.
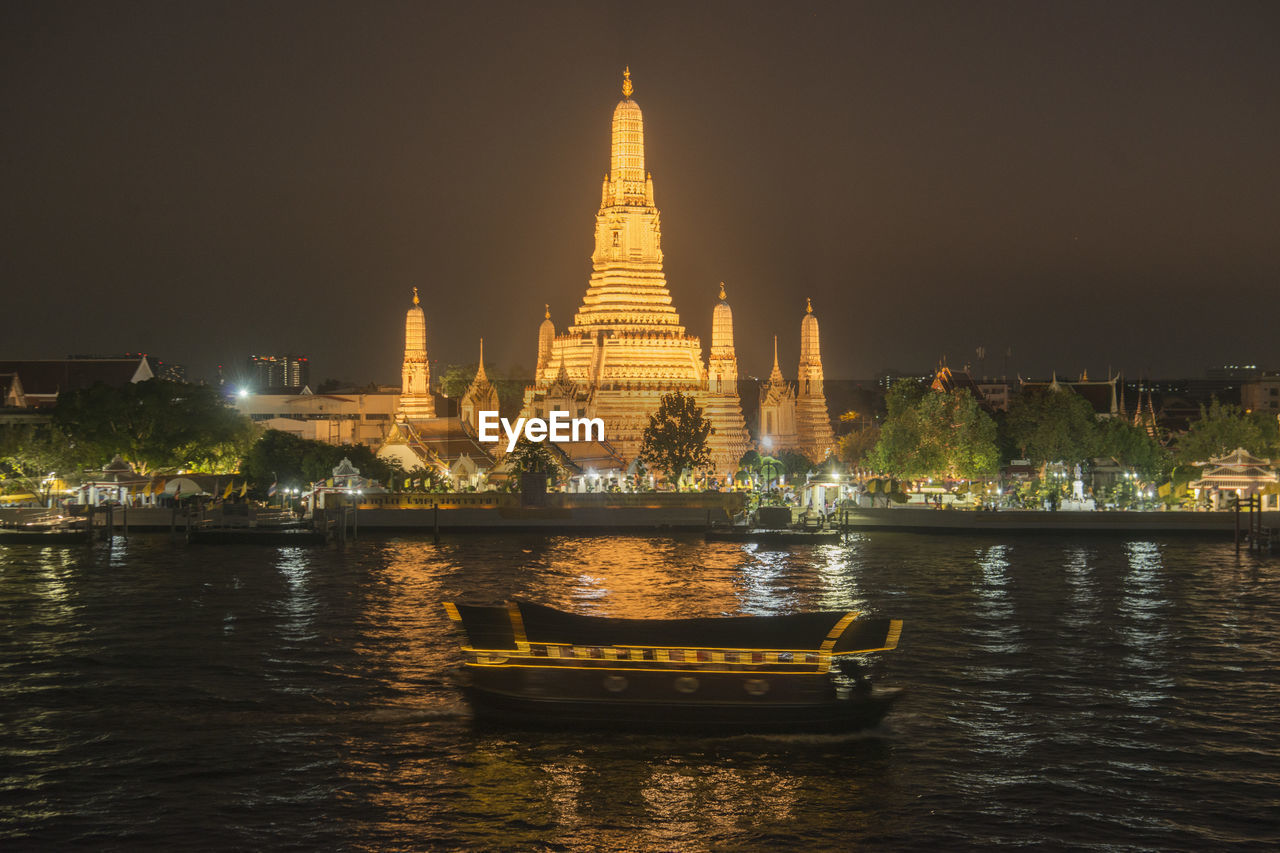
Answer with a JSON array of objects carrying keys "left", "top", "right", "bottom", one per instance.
[{"left": 247, "top": 353, "right": 309, "bottom": 391}]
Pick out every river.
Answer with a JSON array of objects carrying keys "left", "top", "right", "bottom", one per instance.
[{"left": 2, "top": 532, "right": 1277, "bottom": 850}]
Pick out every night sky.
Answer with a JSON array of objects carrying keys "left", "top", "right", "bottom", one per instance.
[{"left": 3, "top": 1, "right": 1278, "bottom": 386}]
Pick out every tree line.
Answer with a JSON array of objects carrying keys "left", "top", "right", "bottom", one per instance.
[{"left": 839, "top": 381, "right": 1280, "bottom": 485}]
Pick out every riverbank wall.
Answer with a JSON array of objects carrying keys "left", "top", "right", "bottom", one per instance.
[{"left": 842, "top": 506, "right": 1276, "bottom": 534}]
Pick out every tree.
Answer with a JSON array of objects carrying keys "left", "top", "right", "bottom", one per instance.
[
  {"left": 239, "top": 429, "right": 402, "bottom": 495},
  {"left": 757, "top": 455, "right": 784, "bottom": 491},
  {"left": 0, "top": 424, "right": 75, "bottom": 506},
  {"left": 1095, "top": 418, "right": 1171, "bottom": 480},
  {"left": 1003, "top": 388, "right": 1099, "bottom": 469},
  {"left": 778, "top": 450, "right": 815, "bottom": 480},
  {"left": 639, "top": 392, "right": 713, "bottom": 483},
  {"left": 1175, "top": 399, "right": 1278, "bottom": 465},
  {"left": 52, "top": 379, "right": 256, "bottom": 474},
  {"left": 505, "top": 434, "right": 562, "bottom": 491},
  {"left": 867, "top": 383, "right": 999, "bottom": 481},
  {"left": 837, "top": 424, "right": 880, "bottom": 467}
]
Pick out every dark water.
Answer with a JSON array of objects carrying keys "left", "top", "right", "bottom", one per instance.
[{"left": 2, "top": 532, "right": 1278, "bottom": 851}]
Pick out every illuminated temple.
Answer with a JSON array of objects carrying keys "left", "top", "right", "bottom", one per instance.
[{"left": 522, "top": 69, "right": 752, "bottom": 478}]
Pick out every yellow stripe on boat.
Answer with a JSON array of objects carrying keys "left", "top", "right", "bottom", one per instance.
[
  {"left": 507, "top": 601, "right": 530, "bottom": 651},
  {"left": 884, "top": 620, "right": 903, "bottom": 651},
  {"left": 820, "top": 611, "right": 860, "bottom": 653}
]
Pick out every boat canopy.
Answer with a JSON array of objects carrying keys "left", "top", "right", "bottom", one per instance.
[{"left": 446, "top": 600, "right": 901, "bottom": 654}]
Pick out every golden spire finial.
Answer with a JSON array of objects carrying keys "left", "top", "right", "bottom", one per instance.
[
  {"left": 544, "top": 303, "right": 550, "bottom": 320},
  {"left": 622, "top": 66, "right": 633, "bottom": 99},
  {"left": 412, "top": 286, "right": 419, "bottom": 306},
  {"left": 719, "top": 282, "right": 727, "bottom": 300},
  {"left": 806, "top": 297, "right": 812, "bottom": 314},
  {"left": 773, "top": 335, "right": 780, "bottom": 370}
]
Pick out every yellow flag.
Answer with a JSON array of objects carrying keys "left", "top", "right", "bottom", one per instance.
[
  {"left": 1157, "top": 482, "right": 1172, "bottom": 499},
  {"left": 154, "top": 478, "right": 166, "bottom": 495},
  {"left": 223, "top": 481, "right": 234, "bottom": 499},
  {"left": 142, "top": 481, "right": 152, "bottom": 497},
  {"left": 239, "top": 481, "right": 248, "bottom": 498}
]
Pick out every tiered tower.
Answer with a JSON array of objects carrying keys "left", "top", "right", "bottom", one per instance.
[
  {"left": 400, "top": 287, "right": 435, "bottom": 419},
  {"left": 523, "top": 69, "right": 749, "bottom": 479},
  {"left": 702, "top": 283, "right": 752, "bottom": 466},
  {"left": 795, "top": 298, "right": 835, "bottom": 460},
  {"left": 536, "top": 305, "right": 555, "bottom": 375}
]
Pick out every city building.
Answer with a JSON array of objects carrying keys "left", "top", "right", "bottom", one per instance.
[
  {"left": 246, "top": 353, "right": 309, "bottom": 392},
  {"left": 233, "top": 388, "right": 399, "bottom": 446},
  {"left": 1241, "top": 373, "right": 1280, "bottom": 415}
]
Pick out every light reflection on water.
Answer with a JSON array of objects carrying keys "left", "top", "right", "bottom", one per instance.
[{"left": 1, "top": 533, "right": 1277, "bottom": 850}]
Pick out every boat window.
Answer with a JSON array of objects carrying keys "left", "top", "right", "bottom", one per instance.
[
  {"left": 778, "top": 652, "right": 794, "bottom": 662},
  {"left": 641, "top": 649, "right": 655, "bottom": 661},
  {"left": 751, "top": 652, "right": 765, "bottom": 664},
  {"left": 723, "top": 652, "right": 738, "bottom": 663},
  {"left": 804, "top": 653, "right": 818, "bottom": 664},
  {"left": 668, "top": 650, "right": 684, "bottom": 662}
]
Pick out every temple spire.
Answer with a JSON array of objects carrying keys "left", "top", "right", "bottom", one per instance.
[
  {"left": 769, "top": 335, "right": 784, "bottom": 383},
  {"left": 476, "top": 338, "right": 487, "bottom": 382},
  {"left": 806, "top": 296, "right": 812, "bottom": 314},
  {"left": 413, "top": 286, "right": 419, "bottom": 306},
  {"left": 719, "top": 281, "right": 727, "bottom": 301},
  {"left": 545, "top": 303, "right": 551, "bottom": 320},
  {"left": 622, "top": 66, "right": 633, "bottom": 99}
]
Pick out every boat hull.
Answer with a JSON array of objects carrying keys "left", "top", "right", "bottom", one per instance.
[{"left": 461, "top": 664, "right": 901, "bottom": 733}]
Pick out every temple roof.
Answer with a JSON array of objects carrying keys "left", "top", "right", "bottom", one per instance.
[{"left": 0, "top": 357, "right": 155, "bottom": 402}]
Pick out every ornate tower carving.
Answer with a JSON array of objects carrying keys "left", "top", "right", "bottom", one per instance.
[
  {"left": 400, "top": 287, "right": 435, "bottom": 419},
  {"left": 795, "top": 298, "right": 835, "bottom": 460}
]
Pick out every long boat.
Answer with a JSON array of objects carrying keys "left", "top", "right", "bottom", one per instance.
[{"left": 444, "top": 600, "right": 903, "bottom": 733}]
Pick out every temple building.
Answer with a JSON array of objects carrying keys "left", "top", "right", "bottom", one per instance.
[
  {"left": 758, "top": 337, "right": 798, "bottom": 454},
  {"left": 757, "top": 300, "right": 836, "bottom": 462},
  {"left": 459, "top": 339, "right": 499, "bottom": 435},
  {"left": 399, "top": 287, "right": 435, "bottom": 420},
  {"left": 521, "top": 69, "right": 751, "bottom": 479},
  {"left": 379, "top": 289, "right": 495, "bottom": 489}
]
